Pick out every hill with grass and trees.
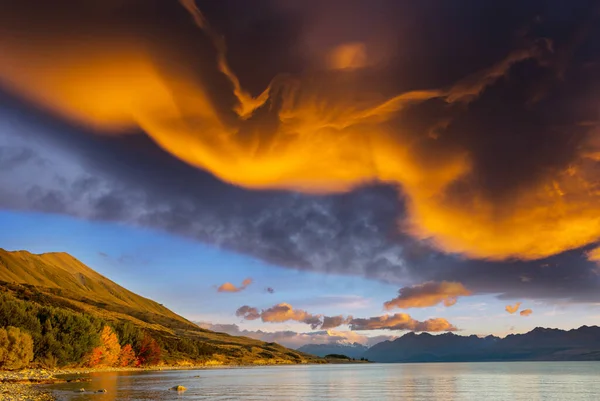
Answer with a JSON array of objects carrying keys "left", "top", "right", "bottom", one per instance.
[{"left": 0, "top": 248, "right": 322, "bottom": 369}]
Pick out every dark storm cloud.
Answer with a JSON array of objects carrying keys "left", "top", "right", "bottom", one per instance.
[{"left": 0, "top": 0, "right": 599, "bottom": 303}]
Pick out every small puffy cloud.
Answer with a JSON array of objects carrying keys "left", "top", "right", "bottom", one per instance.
[
  {"left": 505, "top": 302, "right": 522, "bottom": 314},
  {"left": 520, "top": 309, "right": 533, "bottom": 317},
  {"left": 217, "top": 277, "right": 253, "bottom": 293},
  {"left": 383, "top": 281, "right": 471, "bottom": 310},
  {"left": 261, "top": 303, "right": 314, "bottom": 323},
  {"left": 236, "top": 303, "right": 350, "bottom": 330},
  {"left": 235, "top": 305, "right": 260, "bottom": 320},
  {"left": 349, "top": 313, "right": 457, "bottom": 332}
]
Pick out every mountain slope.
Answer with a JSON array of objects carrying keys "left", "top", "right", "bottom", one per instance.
[
  {"left": 364, "top": 327, "right": 600, "bottom": 362},
  {"left": 0, "top": 248, "right": 322, "bottom": 366},
  {"left": 0, "top": 249, "right": 194, "bottom": 330}
]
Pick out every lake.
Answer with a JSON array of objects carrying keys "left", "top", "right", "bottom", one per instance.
[{"left": 49, "top": 362, "right": 600, "bottom": 400}]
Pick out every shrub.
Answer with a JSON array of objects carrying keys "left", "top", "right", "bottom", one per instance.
[
  {"left": 0, "top": 326, "right": 34, "bottom": 370},
  {"left": 137, "top": 334, "right": 162, "bottom": 366}
]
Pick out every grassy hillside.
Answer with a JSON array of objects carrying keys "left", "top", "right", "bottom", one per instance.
[
  {"left": 0, "top": 248, "right": 322, "bottom": 368},
  {"left": 0, "top": 249, "right": 194, "bottom": 330}
]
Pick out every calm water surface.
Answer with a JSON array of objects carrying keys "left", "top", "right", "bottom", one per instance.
[{"left": 49, "top": 362, "right": 600, "bottom": 400}]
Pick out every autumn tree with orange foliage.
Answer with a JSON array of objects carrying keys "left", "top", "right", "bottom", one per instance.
[{"left": 88, "top": 326, "right": 121, "bottom": 367}]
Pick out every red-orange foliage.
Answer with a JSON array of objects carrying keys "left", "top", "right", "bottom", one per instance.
[
  {"left": 88, "top": 346, "right": 104, "bottom": 367},
  {"left": 118, "top": 344, "right": 137, "bottom": 367},
  {"left": 137, "top": 334, "right": 161, "bottom": 366}
]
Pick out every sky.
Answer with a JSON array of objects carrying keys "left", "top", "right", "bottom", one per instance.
[{"left": 0, "top": 0, "right": 599, "bottom": 348}]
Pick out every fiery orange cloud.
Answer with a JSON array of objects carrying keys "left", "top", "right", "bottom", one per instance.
[
  {"left": 217, "top": 278, "right": 253, "bottom": 293},
  {"left": 505, "top": 302, "right": 522, "bottom": 314},
  {"left": 520, "top": 309, "right": 533, "bottom": 316},
  {"left": 384, "top": 281, "right": 471, "bottom": 310},
  {"left": 0, "top": 2, "right": 599, "bottom": 261},
  {"left": 349, "top": 313, "right": 457, "bottom": 332}
]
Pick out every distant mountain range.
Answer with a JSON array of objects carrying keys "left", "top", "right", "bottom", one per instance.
[
  {"left": 0, "top": 248, "right": 321, "bottom": 366},
  {"left": 298, "top": 326, "right": 600, "bottom": 362},
  {"left": 297, "top": 342, "right": 369, "bottom": 359}
]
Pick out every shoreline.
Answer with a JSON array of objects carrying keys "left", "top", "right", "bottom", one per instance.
[
  {"left": 0, "top": 362, "right": 322, "bottom": 400},
  {"left": 1, "top": 359, "right": 365, "bottom": 400}
]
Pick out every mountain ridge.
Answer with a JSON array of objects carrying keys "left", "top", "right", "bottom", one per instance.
[{"left": 363, "top": 326, "right": 600, "bottom": 362}]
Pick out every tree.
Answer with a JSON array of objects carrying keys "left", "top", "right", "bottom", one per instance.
[
  {"left": 119, "top": 344, "right": 137, "bottom": 367},
  {"left": 0, "top": 327, "right": 34, "bottom": 370},
  {"left": 88, "top": 326, "right": 121, "bottom": 367},
  {"left": 137, "top": 334, "right": 161, "bottom": 366}
]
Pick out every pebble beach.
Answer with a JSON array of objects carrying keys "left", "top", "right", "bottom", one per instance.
[{"left": 0, "top": 370, "right": 57, "bottom": 401}]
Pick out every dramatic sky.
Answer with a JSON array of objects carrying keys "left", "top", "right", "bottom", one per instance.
[{"left": 1, "top": 0, "right": 599, "bottom": 348}]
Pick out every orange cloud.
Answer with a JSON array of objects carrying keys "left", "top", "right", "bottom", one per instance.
[
  {"left": 1, "top": 2, "right": 599, "bottom": 262},
  {"left": 587, "top": 246, "right": 600, "bottom": 263},
  {"left": 520, "top": 309, "right": 533, "bottom": 316},
  {"left": 384, "top": 281, "right": 471, "bottom": 310},
  {"left": 236, "top": 303, "right": 351, "bottom": 330},
  {"left": 505, "top": 302, "right": 522, "bottom": 314},
  {"left": 217, "top": 278, "right": 253, "bottom": 293},
  {"left": 349, "top": 313, "right": 457, "bottom": 332},
  {"left": 261, "top": 303, "right": 314, "bottom": 323}
]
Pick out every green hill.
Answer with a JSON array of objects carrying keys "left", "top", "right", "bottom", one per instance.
[{"left": 0, "top": 248, "right": 322, "bottom": 367}]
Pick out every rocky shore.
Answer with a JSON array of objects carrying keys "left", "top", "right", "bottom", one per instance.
[
  {"left": 0, "top": 365, "right": 226, "bottom": 400},
  {"left": 0, "top": 362, "right": 304, "bottom": 400},
  {"left": 0, "top": 370, "right": 58, "bottom": 401}
]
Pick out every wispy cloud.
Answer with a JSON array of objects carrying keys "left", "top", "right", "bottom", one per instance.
[
  {"left": 587, "top": 246, "right": 600, "bottom": 264},
  {"left": 520, "top": 309, "right": 533, "bottom": 317}
]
